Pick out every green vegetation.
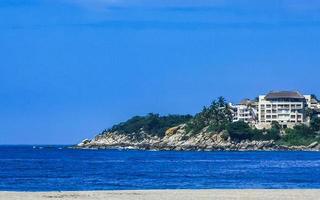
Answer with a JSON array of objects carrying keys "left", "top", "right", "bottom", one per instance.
[
  {"left": 184, "top": 97, "right": 320, "bottom": 146},
  {"left": 224, "top": 120, "right": 319, "bottom": 146},
  {"left": 277, "top": 124, "right": 318, "bottom": 146},
  {"left": 106, "top": 113, "right": 192, "bottom": 138},
  {"left": 225, "top": 121, "right": 281, "bottom": 142},
  {"left": 102, "top": 96, "right": 320, "bottom": 146},
  {"left": 186, "top": 97, "right": 233, "bottom": 134},
  {"left": 275, "top": 116, "right": 320, "bottom": 146},
  {"left": 226, "top": 121, "right": 253, "bottom": 141},
  {"left": 310, "top": 117, "right": 320, "bottom": 132}
]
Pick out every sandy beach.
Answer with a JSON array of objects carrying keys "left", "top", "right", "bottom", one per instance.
[{"left": 1, "top": 190, "right": 320, "bottom": 200}]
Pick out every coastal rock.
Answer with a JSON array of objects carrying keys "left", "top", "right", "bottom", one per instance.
[
  {"left": 308, "top": 141, "right": 318, "bottom": 149},
  {"left": 75, "top": 126, "right": 303, "bottom": 151},
  {"left": 78, "top": 139, "right": 91, "bottom": 147},
  {"left": 165, "top": 126, "right": 180, "bottom": 137},
  {"left": 288, "top": 145, "right": 306, "bottom": 151}
]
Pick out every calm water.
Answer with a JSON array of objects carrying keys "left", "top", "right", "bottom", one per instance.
[{"left": 0, "top": 146, "right": 320, "bottom": 191}]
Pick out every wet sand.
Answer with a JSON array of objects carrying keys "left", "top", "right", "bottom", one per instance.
[{"left": 1, "top": 190, "right": 320, "bottom": 200}]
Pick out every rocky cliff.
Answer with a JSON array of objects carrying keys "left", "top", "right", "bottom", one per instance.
[{"left": 75, "top": 124, "right": 320, "bottom": 151}]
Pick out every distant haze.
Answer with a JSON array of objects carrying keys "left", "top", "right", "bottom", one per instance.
[{"left": 1, "top": 0, "right": 320, "bottom": 144}]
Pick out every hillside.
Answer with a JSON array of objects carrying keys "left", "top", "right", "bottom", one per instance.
[{"left": 76, "top": 97, "right": 320, "bottom": 151}]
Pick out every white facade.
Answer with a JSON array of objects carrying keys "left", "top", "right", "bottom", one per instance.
[
  {"left": 230, "top": 101, "right": 257, "bottom": 124},
  {"left": 231, "top": 91, "right": 319, "bottom": 129},
  {"left": 305, "top": 95, "right": 320, "bottom": 109},
  {"left": 231, "top": 104, "right": 255, "bottom": 123},
  {"left": 257, "top": 92, "right": 307, "bottom": 129}
]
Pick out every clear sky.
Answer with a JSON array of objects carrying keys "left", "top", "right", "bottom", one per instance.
[{"left": 1, "top": 0, "right": 320, "bottom": 144}]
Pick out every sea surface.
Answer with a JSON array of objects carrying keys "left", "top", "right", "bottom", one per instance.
[{"left": 0, "top": 145, "right": 320, "bottom": 191}]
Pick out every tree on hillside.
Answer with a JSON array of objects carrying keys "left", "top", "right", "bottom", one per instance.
[
  {"left": 306, "top": 108, "right": 317, "bottom": 119},
  {"left": 310, "top": 117, "right": 320, "bottom": 132},
  {"left": 227, "top": 121, "right": 253, "bottom": 141},
  {"left": 186, "top": 97, "right": 233, "bottom": 133},
  {"left": 281, "top": 124, "right": 316, "bottom": 146}
]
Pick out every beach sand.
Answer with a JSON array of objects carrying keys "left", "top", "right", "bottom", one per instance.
[{"left": 1, "top": 190, "right": 320, "bottom": 200}]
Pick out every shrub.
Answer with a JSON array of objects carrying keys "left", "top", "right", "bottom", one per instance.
[
  {"left": 227, "top": 121, "right": 253, "bottom": 141},
  {"left": 265, "top": 127, "right": 281, "bottom": 140},
  {"left": 108, "top": 113, "right": 192, "bottom": 138},
  {"left": 310, "top": 117, "right": 320, "bottom": 132},
  {"left": 252, "top": 128, "right": 281, "bottom": 141},
  {"left": 280, "top": 124, "right": 316, "bottom": 146}
]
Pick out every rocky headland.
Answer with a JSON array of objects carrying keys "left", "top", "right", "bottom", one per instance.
[
  {"left": 75, "top": 97, "right": 320, "bottom": 151},
  {"left": 75, "top": 124, "right": 320, "bottom": 151}
]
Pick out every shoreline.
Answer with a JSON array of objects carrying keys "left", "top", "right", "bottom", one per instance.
[
  {"left": 72, "top": 145, "right": 320, "bottom": 151},
  {"left": 2, "top": 189, "right": 320, "bottom": 200},
  {"left": 6, "top": 145, "right": 320, "bottom": 151}
]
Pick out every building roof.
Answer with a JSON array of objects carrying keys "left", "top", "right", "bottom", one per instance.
[
  {"left": 265, "top": 91, "right": 305, "bottom": 100},
  {"left": 239, "top": 99, "right": 251, "bottom": 105},
  {"left": 311, "top": 98, "right": 319, "bottom": 104}
]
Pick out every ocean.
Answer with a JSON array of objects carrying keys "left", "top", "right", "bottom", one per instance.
[{"left": 0, "top": 145, "right": 320, "bottom": 191}]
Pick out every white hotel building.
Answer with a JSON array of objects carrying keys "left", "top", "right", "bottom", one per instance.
[
  {"left": 230, "top": 99, "right": 257, "bottom": 124},
  {"left": 231, "top": 91, "right": 320, "bottom": 129},
  {"left": 257, "top": 91, "right": 308, "bottom": 129}
]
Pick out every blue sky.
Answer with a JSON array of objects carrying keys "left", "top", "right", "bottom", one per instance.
[{"left": 1, "top": 0, "right": 320, "bottom": 144}]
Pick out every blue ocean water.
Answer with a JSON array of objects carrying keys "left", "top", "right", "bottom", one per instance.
[{"left": 0, "top": 146, "right": 320, "bottom": 191}]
